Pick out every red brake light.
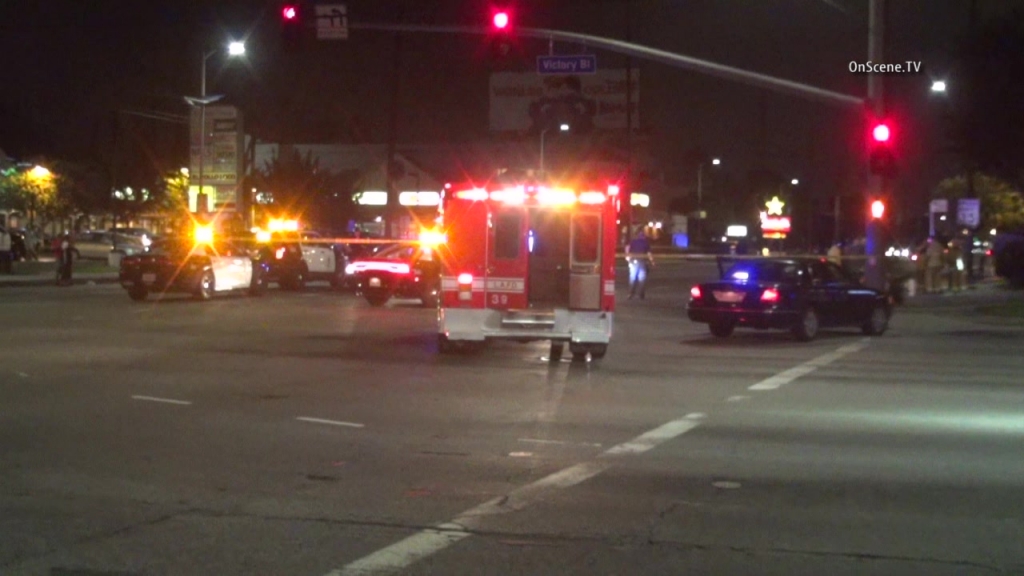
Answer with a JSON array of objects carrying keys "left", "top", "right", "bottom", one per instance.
[
  {"left": 690, "top": 285, "right": 702, "bottom": 299},
  {"left": 761, "top": 288, "right": 780, "bottom": 303},
  {"left": 458, "top": 273, "right": 473, "bottom": 285}
]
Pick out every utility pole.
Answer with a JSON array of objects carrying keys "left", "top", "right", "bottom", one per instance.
[
  {"left": 385, "top": 32, "right": 402, "bottom": 239},
  {"left": 964, "top": 0, "right": 979, "bottom": 282},
  {"left": 623, "top": 0, "right": 634, "bottom": 245},
  {"left": 863, "top": 0, "right": 886, "bottom": 291}
]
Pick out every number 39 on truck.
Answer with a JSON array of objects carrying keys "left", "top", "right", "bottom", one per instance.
[{"left": 436, "top": 179, "right": 620, "bottom": 361}]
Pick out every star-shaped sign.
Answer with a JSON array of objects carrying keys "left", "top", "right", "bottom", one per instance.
[{"left": 765, "top": 196, "right": 785, "bottom": 216}]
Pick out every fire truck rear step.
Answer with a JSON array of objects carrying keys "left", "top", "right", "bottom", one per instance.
[{"left": 501, "top": 310, "right": 556, "bottom": 329}]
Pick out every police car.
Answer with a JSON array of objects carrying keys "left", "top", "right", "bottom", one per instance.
[
  {"left": 252, "top": 231, "right": 349, "bottom": 290},
  {"left": 118, "top": 229, "right": 268, "bottom": 301},
  {"left": 347, "top": 242, "right": 441, "bottom": 307}
]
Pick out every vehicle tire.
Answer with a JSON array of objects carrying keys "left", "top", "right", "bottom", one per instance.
[
  {"left": 549, "top": 341, "right": 564, "bottom": 362},
  {"left": 709, "top": 321, "right": 735, "bottom": 338},
  {"left": 194, "top": 271, "right": 215, "bottom": 300},
  {"left": 792, "top": 307, "right": 819, "bottom": 342},
  {"left": 128, "top": 286, "right": 148, "bottom": 301},
  {"left": 365, "top": 290, "right": 390, "bottom": 307},
  {"left": 438, "top": 334, "right": 455, "bottom": 354},
  {"left": 249, "top": 268, "right": 266, "bottom": 297},
  {"left": 861, "top": 304, "right": 889, "bottom": 336},
  {"left": 590, "top": 344, "right": 608, "bottom": 359},
  {"left": 420, "top": 288, "right": 439, "bottom": 308},
  {"left": 292, "top": 268, "right": 306, "bottom": 291}
]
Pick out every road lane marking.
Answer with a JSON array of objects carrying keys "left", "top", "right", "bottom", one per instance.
[
  {"left": 748, "top": 338, "right": 870, "bottom": 391},
  {"left": 518, "top": 438, "right": 603, "bottom": 448},
  {"left": 131, "top": 395, "right": 191, "bottom": 406},
  {"left": 296, "top": 417, "right": 365, "bottom": 428},
  {"left": 602, "top": 414, "right": 704, "bottom": 456},
  {"left": 329, "top": 342, "right": 868, "bottom": 575},
  {"left": 328, "top": 414, "right": 704, "bottom": 576},
  {"left": 726, "top": 395, "right": 750, "bottom": 402}
]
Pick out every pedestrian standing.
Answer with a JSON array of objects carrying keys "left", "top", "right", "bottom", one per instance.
[
  {"left": 625, "top": 229, "right": 654, "bottom": 299},
  {"left": 924, "top": 236, "right": 945, "bottom": 293},
  {"left": 56, "top": 232, "right": 74, "bottom": 286}
]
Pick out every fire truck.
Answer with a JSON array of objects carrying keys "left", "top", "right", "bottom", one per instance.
[{"left": 436, "top": 178, "right": 620, "bottom": 361}]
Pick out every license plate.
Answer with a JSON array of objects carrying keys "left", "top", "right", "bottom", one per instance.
[
  {"left": 713, "top": 291, "right": 744, "bottom": 303},
  {"left": 142, "top": 273, "right": 156, "bottom": 284},
  {"left": 369, "top": 277, "right": 381, "bottom": 287}
]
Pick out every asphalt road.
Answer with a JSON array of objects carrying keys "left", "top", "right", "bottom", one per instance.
[{"left": 2, "top": 262, "right": 1023, "bottom": 576}]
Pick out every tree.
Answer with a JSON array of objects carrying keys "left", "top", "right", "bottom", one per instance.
[
  {"left": 934, "top": 174, "right": 1024, "bottom": 233},
  {"left": 253, "top": 149, "right": 355, "bottom": 230}
]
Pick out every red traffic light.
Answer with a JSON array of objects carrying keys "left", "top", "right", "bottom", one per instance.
[
  {"left": 872, "top": 123, "right": 891, "bottom": 143},
  {"left": 492, "top": 11, "right": 510, "bottom": 29},
  {"left": 870, "top": 200, "right": 885, "bottom": 219},
  {"left": 282, "top": 5, "right": 298, "bottom": 20}
]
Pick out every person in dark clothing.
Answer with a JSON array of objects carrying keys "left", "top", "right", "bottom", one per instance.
[
  {"left": 56, "top": 232, "right": 74, "bottom": 286},
  {"left": 625, "top": 229, "right": 654, "bottom": 299}
]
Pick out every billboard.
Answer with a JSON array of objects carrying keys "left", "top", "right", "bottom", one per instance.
[
  {"left": 489, "top": 69, "right": 639, "bottom": 133},
  {"left": 189, "top": 105, "right": 244, "bottom": 209}
]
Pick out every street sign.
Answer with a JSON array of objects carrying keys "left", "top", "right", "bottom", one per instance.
[
  {"left": 957, "top": 198, "right": 981, "bottom": 229},
  {"left": 316, "top": 4, "right": 348, "bottom": 40},
  {"left": 930, "top": 198, "right": 948, "bottom": 213},
  {"left": 537, "top": 54, "right": 597, "bottom": 75}
]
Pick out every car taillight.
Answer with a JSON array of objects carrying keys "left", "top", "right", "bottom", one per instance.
[
  {"left": 761, "top": 288, "right": 780, "bottom": 303},
  {"left": 690, "top": 285, "right": 702, "bottom": 298},
  {"left": 458, "top": 273, "right": 473, "bottom": 301},
  {"left": 395, "top": 263, "right": 411, "bottom": 275}
]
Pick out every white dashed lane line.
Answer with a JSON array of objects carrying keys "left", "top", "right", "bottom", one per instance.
[
  {"left": 326, "top": 340, "right": 872, "bottom": 576},
  {"left": 748, "top": 338, "right": 870, "bottom": 391},
  {"left": 131, "top": 395, "right": 192, "bottom": 406},
  {"left": 296, "top": 417, "right": 365, "bottom": 429}
]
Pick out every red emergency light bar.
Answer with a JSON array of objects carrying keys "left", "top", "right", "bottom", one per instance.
[{"left": 451, "top": 187, "right": 609, "bottom": 205}]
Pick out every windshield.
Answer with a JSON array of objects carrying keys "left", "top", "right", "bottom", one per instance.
[{"left": 371, "top": 244, "right": 418, "bottom": 260}]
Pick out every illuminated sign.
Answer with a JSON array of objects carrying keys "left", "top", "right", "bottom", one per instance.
[
  {"left": 765, "top": 196, "right": 785, "bottom": 215},
  {"left": 630, "top": 193, "right": 650, "bottom": 208},
  {"left": 356, "top": 191, "right": 388, "bottom": 206},
  {"left": 399, "top": 191, "right": 441, "bottom": 206},
  {"left": 726, "top": 225, "right": 748, "bottom": 238},
  {"left": 760, "top": 196, "right": 790, "bottom": 238}
]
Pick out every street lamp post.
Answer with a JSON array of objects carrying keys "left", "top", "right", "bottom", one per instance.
[
  {"left": 695, "top": 157, "right": 721, "bottom": 244},
  {"left": 539, "top": 123, "right": 570, "bottom": 175},
  {"left": 189, "top": 41, "right": 245, "bottom": 217}
]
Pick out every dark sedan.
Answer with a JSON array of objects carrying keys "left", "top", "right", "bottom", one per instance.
[
  {"left": 687, "top": 257, "right": 891, "bottom": 341},
  {"left": 347, "top": 243, "right": 441, "bottom": 307}
]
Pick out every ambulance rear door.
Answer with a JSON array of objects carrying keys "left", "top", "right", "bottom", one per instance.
[
  {"left": 486, "top": 205, "right": 528, "bottom": 310},
  {"left": 569, "top": 208, "right": 602, "bottom": 310}
]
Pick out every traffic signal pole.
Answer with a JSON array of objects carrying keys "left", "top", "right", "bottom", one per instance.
[{"left": 863, "top": 0, "right": 886, "bottom": 291}]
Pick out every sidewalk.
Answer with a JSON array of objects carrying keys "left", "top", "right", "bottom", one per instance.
[
  {"left": 0, "top": 259, "right": 120, "bottom": 288},
  {"left": 900, "top": 278, "right": 1023, "bottom": 323}
]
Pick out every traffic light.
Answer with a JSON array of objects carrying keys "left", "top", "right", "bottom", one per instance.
[
  {"left": 870, "top": 199, "right": 885, "bottom": 219},
  {"left": 281, "top": 3, "right": 304, "bottom": 50},
  {"left": 492, "top": 11, "right": 510, "bottom": 30},
  {"left": 488, "top": 7, "right": 516, "bottom": 60},
  {"left": 868, "top": 120, "right": 897, "bottom": 177}
]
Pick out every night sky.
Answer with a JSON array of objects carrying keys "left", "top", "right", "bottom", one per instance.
[{"left": 2, "top": 0, "right": 1020, "bottom": 238}]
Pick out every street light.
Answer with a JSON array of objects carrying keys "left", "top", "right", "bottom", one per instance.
[
  {"left": 539, "top": 123, "right": 570, "bottom": 175},
  {"left": 791, "top": 178, "right": 799, "bottom": 186},
  {"left": 931, "top": 80, "right": 947, "bottom": 93},
  {"left": 28, "top": 165, "right": 52, "bottom": 180},
  {"left": 695, "top": 157, "right": 721, "bottom": 244},
  {"left": 186, "top": 40, "right": 245, "bottom": 216}
]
